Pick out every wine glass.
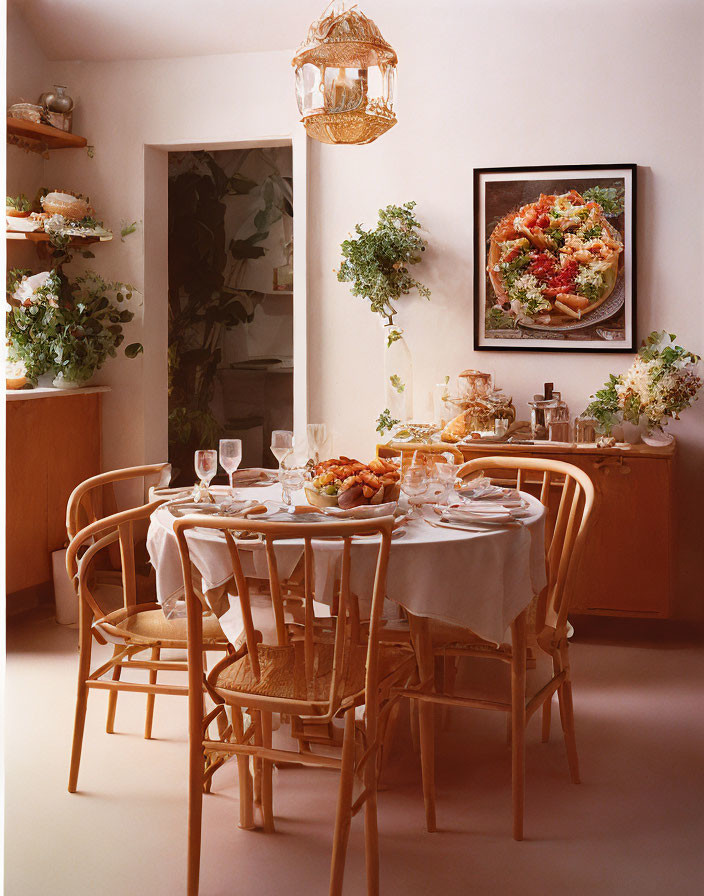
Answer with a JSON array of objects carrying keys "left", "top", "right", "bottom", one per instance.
[
  {"left": 270, "top": 430, "right": 294, "bottom": 469},
  {"left": 219, "top": 439, "right": 242, "bottom": 496},
  {"left": 401, "top": 465, "right": 428, "bottom": 519},
  {"left": 306, "top": 422, "right": 327, "bottom": 464},
  {"left": 194, "top": 449, "right": 218, "bottom": 491}
]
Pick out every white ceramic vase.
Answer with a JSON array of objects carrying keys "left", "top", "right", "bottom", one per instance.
[{"left": 52, "top": 372, "right": 88, "bottom": 390}]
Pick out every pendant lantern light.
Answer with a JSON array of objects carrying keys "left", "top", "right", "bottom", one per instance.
[{"left": 292, "top": 2, "right": 398, "bottom": 145}]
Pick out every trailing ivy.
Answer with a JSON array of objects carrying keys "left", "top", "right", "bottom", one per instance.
[{"left": 337, "top": 201, "right": 430, "bottom": 326}]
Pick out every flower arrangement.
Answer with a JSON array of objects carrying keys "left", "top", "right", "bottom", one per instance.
[
  {"left": 337, "top": 201, "right": 430, "bottom": 333},
  {"left": 6, "top": 268, "right": 142, "bottom": 386},
  {"left": 584, "top": 331, "right": 702, "bottom": 435}
]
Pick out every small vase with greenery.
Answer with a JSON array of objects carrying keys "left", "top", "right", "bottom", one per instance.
[
  {"left": 337, "top": 201, "right": 431, "bottom": 426},
  {"left": 7, "top": 268, "right": 143, "bottom": 387}
]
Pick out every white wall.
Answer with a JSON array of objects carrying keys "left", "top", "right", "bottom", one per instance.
[{"left": 7, "top": 0, "right": 704, "bottom": 615}]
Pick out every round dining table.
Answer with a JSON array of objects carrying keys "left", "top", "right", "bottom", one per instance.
[{"left": 146, "top": 482, "right": 547, "bottom": 648}]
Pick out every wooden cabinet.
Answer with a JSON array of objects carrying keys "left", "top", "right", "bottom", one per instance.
[
  {"left": 6, "top": 387, "right": 107, "bottom": 596},
  {"left": 379, "top": 440, "right": 675, "bottom": 619}
]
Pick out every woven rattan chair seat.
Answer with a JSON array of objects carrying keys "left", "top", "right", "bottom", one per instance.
[
  {"left": 98, "top": 607, "right": 225, "bottom": 645},
  {"left": 213, "top": 641, "right": 412, "bottom": 703}
]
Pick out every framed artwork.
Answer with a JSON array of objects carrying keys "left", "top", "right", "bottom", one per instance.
[{"left": 474, "top": 164, "right": 637, "bottom": 352}]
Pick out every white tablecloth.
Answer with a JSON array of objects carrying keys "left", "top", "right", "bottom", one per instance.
[{"left": 146, "top": 484, "right": 547, "bottom": 646}]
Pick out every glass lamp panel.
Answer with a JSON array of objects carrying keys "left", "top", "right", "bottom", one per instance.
[
  {"left": 295, "top": 63, "right": 324, "bottom": 115},
  {"left": 365, "top": 64, "right": 396, "bottom": 109},
  {"left": 323, "top": 66, "right": 368, "bottom": 113}
]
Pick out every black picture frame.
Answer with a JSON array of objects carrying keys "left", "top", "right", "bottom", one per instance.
[{"left": 473, "top": 164, "right": 637, "bottom": 353}]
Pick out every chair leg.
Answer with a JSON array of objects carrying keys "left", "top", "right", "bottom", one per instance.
[
  {"left": 261, "top": 711, "right": 275, "bottom": 833},
  {"left": 68, "top": 605, "right": 93, "bottom": 793},
  {"left": 541, "top": 694, "right": 552, "bottom": 743},
  {"left": 510, "top": 610, "right": 527, "bottom": 841},
  {"left": 364, "top": 736, "right": 380, "bottom": 896},
  {"left": 105, "top": 644, "right": 123, "bottom": 734},
  {"left": 187, "top": 718, "right": 205, "bottom": 896},
  {"left": 378, "top": 700, "right": 401, "bottom": 788},
  {"left": 253, "top": 713, "right": 263, "bottom": 819},
  {"left": 144, "top": 645, "right": 160, "bottom": 739},
  {"left": 557, "top": 644, "right": 580, "bottom": 784},
  {"left": 329, "top": 710, "right": 356, "bottom": 896},
  {"left": 231, "top": 707, "right": 255, "bottom": 830},
  {"left": 410, "top": 616, "right": 437, "bottom": 833}
]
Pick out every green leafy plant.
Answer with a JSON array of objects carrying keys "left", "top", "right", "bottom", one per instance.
[
  {"left": 6, "top": 193, "right": 31, "bottom": 212},
  {"left": 486, "top": 306, "right": 517, "bottom": 330},
  {"left": 389, "top": 374, "right": 405, "bottom": 393},
  {"left": 376, "top": 408, "right": 400, "bottom": 435},
  {"left": 582, "top": 185, "right": 625, "bottom": 217},
  {"left": 6, "top": 268, "right": 142, "bottom": 385},
  {"left": 337, "top": 201, "right": 430, "bottom": 326}
]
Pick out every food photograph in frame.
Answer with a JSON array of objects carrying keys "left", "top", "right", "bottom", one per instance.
[{"left": 474, "top": 164, "right": 636, "bottom": 352}]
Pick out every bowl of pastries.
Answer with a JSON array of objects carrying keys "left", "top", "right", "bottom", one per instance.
[{"left": 305, "top": 456, "right": 401, "bottom": 510}]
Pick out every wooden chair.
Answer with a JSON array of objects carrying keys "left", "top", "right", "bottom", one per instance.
[
  {"left": 66, "top": 463, "right": 172, "bottom": 596},
  {"left": 66, "top": 500, "right": 229, "bottom": 793},
  {"left": 174, "top": 513, "right": 415, "bottom": 896},
  {"left": 377, "top": 442, "right": 464, "bottom": 470},
  {"left": 398, "top": 456, "right": 595, "bottom": 840}
]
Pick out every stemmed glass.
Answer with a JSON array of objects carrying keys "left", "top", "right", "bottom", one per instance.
[
  {"left": 306, "top": 422, "right": 327, "bottom": 464},
  {"left": 194, "top": 449, "right": 218, "bottom": 493},
  {"left": 270, "top": 430, "right": 294, "bottom": 469},
  {"left": 433, "top": 462, "right": 459, "bottom": 505},
  {"left": 219, "top": 439, "right": 242, "bottom": 496},
  {"left": 401, "top": 465, "right": 428, "bottom": 519}
]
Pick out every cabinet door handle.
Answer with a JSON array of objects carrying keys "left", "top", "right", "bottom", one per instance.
[{"left": 593, "top": 457, "right": 631, "bottom": 475}]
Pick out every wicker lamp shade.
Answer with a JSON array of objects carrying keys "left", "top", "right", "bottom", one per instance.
[{"left": 292, "top": 3, "right": 398, "bottom": 145}]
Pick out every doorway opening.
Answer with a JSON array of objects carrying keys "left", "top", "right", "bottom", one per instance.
[{"left": 167, "top": 144, "right": 293, "bottom": 484}]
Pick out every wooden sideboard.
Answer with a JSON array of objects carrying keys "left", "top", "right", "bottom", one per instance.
[
  {"left": 378, "top": 439, "right": 675, "bottom": 619},
  {"left": 6, "top": 386, "right": 108, "bottom": 597}
]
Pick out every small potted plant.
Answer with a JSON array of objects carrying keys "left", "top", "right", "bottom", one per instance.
[{"left": 6, "top": 268, "right": 143, "bottom": 388}]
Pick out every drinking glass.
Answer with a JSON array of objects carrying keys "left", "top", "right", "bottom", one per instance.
[
  {"left": 219, "top": 439, "right": 242, "bottom": 495},
  {"left": 433, "top": 462, "right": 458, "bottom": 504},
  {"left": 401, "top": 465, "right": 428, "bottom": 519},
  {"left": 194, "top": 450, "right": 218, "bottom": 488},
  {"left": 306, "top": 422, "right": 327, "bottom": 464},
  {"left": 271, "top": 430, "right": 294, "bottom": 468},
  {"left": 279, "top": 454, "right": 310, "bottom": 506}
]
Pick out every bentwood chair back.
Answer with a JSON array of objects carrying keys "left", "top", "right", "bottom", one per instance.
[
  {"left": 377, "top": 442, "right": 464, "bottom": 470},
  {"left": 66, "top": 462, "right": 172, "bottom": 539},
  {"left": 173, "top": 512, "right": 414, "bottom": 896},
  {"left": 403, "top": 456, "right": 594, "bottom": 841},
  {"left": 65, "top": 500, "right": 227, "bottom": 793},
  {"left": 458, "top": 456, "right": 595, "bottom": 640}
]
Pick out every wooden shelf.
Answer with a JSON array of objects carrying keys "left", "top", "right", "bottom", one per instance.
[
  {"left": 7, "top": 117, "right": 87, "bottom": 150},
  {"left": 6, "top": 231, "right": 111, "bottom": 245}
]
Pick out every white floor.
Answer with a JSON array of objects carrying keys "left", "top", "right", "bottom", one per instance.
[{"left": 5, "top": 609, "right": 704, "bottom": 896}]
